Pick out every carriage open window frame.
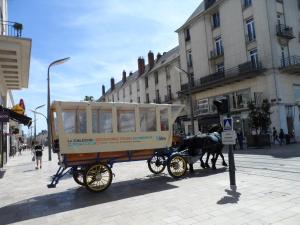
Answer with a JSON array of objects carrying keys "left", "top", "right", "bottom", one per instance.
[
  {"left": 117, "top": 108, "right": 136, "bottom": 133},
  {"left": 92, "top": 108, "right": 113, "bottom": 134},
  {"left": 61, "top": 109, "right": 87, "bottom": 134}
]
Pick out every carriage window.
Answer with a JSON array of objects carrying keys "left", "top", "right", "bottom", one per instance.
[
  {"left": 99, "top": 110, "right": 113, "bottom": 133},
  {"left": 117, "top": 109, "right": 136, "bottom": 132},
  {"left": 62, "top": 111, "right": 76, "bottom": 133},
  {"left": 93, "top": 109, "right": 113, "bottom": 133},
  {"left": 140, "top": 108, "right": 156, "bottom": 132},
  {"left": 77, "top": 111, "right": 87, "bottom": 133},
  {"left": 53, "top": 111, "right": 58, "bottom": 135},
  {"left": 160, "top": 108, "right": 169, "bottom": 131}
]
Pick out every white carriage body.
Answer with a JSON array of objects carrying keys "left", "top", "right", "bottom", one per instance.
[{"left": 50, "top": 101, "right": 184, "bottom": 154}]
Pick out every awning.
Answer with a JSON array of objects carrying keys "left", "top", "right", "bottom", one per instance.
[{"left": 0, "top": 106, "right": 32, "bottom": 127}]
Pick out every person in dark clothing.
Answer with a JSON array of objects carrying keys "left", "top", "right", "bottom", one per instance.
[
  {"left": 237, "top": 129, "right": 244, "bottom": 150},
  {"left": 34, "top": 144, "right": 43, "bottom": 169},
  {"left": 272, "top": 127, "right": 279, "bottom": 144},
  {"left": 279, "top": 129, "right": 285, "bottom": 146}
]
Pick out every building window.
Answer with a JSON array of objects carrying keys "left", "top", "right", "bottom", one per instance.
[
  {"left": 138, "top": 97, "right": 141, "bottom": 103},
  {"left": 216, "top": 63, "right": 224, "bottom": 73},
  {"left": 185, "top": 28, "right": 191, "bottom": 41},
  {"left": 293, "top": 85, "right": 300, "bottom": 101},
  {"left": 146, "top": 93, "right": 150, "bottom": 103},
  {"left": 112, "top": 95, "right": 114, "bottom": 102},
  {"left": 137, "top": 81, "right": 140, "bottom": 92},
  {"left": 211, "top": 12, "right": 220, "bottom": 29},
  {"left": 129, "top": 84, "right": 132, "bottom": 95},
  {"left": 156, "top": 90, "right": 160, "bottom": 103},
  {"left": 167, "top": 85, "right": 172, "bottom": 97},
  {"left": 154, "top": 71, "right": 159, "bottom": 84},
  {"left": 215, "top": 36, "right": 223, "bottom": 55},
  {"left": 195, "top": 99, "right": 209, "bottom": 115},
  {"left": 123, "top": 88, "right": 125, "bottom": 98},
  {"left": 243, "top": 0, "right": 252, "bottom": 9},
  {"left": 187, "top": 49, "right": 193, "bottom": 68},
  {"left": 236, "top": 89, "right": 250, "bottom": 109},
  {"left": 249, "top": 48, "right": 258, "bottom": 68},
  {"left": 166, "top": 66, "right": 170, "bottom": 80},
  {"left": 246, "top": 18, "right": 256, "bottom": 42},
  {"left": 145, "top": 76, "right": 148, "bottom": 88},
  {"left": 117, "top": 91, "right": 120, "bottom": 101}
]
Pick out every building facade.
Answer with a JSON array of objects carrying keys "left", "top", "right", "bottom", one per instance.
[
  {"left": 176, "top": 0, "right": 300, "bottom": 140},
  {"left": 0, "top": 0, "right": 32, "bottom": 168}
]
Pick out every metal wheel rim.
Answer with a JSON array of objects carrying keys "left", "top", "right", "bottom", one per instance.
[
  {"left": 86, "top": 164, "right": 111, "bottom": 191},
  {"left": 149, "top": 156, "right": 165, "bottom": 173},
  {"left": 169, "top": 156, "right": 186, "bottom": 177}
]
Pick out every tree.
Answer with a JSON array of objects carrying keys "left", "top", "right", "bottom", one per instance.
[
  {"left": 248, "top": 99, "right": 271, "bottom": 135},
  {"left": 84, "top": 96, "right": 94, "bottom": 101}
]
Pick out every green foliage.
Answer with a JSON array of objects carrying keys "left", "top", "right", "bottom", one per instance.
[
  {"left": 248, "top": 99, "right": 271, "bottom": 135},
  {"left": 84, "top": 96, "right": 94, "bottom": 101}
]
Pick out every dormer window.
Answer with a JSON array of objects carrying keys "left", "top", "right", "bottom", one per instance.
[{"left": 185, "top": 28, "right": 191, "bottom": 41}]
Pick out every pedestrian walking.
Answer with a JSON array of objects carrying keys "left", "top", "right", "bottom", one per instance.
[
  {"left": 272, "top": 127, "right": 279, "bottom": 144},
  {"left": 237, "top": 129, "right": 244, "bottom": 150},
  {"left": 34, "top": 144, "right": 43, "bottom": 169},
  {"left": 279, "top": 129, "right": 285, "bottom": 146}
]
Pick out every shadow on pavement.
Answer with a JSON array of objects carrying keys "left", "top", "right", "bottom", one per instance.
[
  {"left": 0, "top": 167, "right": 226, "bottom": 224},
  {"left": 217, "top": 189, "right": 241, "bottom": 205}
]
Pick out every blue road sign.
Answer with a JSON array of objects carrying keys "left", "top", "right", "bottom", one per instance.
[{"left": 223, "top": 117, "right": 233, "bottom": 131}]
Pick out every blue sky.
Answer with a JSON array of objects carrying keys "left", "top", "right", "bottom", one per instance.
[{"left": 9, "top": 0, "right": 200, "bottom": 134}]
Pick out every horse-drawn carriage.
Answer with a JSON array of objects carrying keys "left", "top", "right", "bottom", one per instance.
[{"left": 48, "top": 101, "right": 227, "bottom": 192}]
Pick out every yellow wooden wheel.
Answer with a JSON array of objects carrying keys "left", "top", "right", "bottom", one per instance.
[{"left": 84, "top": 163, "right": 112, "bottom": 192}]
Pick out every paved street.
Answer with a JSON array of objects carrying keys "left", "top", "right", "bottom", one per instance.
[{"left": 0, "top": 145, "right": 300, "bottom": 225}]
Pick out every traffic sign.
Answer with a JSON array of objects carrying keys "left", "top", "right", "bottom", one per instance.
[
  {"left": 222, "top": 130, "right": 236, "bottom": 145},
  {"left": 223, "top": 117, "right": 233, "bottom": 131}
]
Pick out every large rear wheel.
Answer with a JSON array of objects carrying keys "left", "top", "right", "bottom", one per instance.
[
  {"left": 84, "top": 163, "right": 113, "bottom": 192},
  {"left": 167, "top": 155, "right": 187, "bottom": 179}
]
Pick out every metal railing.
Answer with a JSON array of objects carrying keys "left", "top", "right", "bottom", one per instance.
[
  {"left": 210, "top": 47, "right": 224, "bottom": 59},
  {"left": 280, "top": 55, "right": 300, "bottom": 68},
  {"left": 181, "top": 61, "right": 263, "bottom": 91},
  {"left": 0, "top": 20, "right": 23, "bottom": 37},
  {"left": 276, "top": 24, "right": 294, "bottom": 39}
]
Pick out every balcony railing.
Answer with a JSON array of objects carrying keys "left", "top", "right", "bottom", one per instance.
[
  {"left": 280, "top": 55, "right": 300, "bottom": 70},
  {"left": 181, "top": 61, "right": 263, "bottom": 92},
  {"left": 210, "top": 47, "right": 224, "bottom": 60},
  {"left": 0, "top": 20, "right": 23, "bottom": 37},
  {"left": 276, "top": 24, "right": 294, "bottom": 39}
]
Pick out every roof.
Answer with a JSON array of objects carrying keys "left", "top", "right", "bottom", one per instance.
[
  {"left": 98, "top": 46, "right": 179, "bottom": 99},
  {"left": 175, "top": 1, "right": 205, "bottom": 32}
]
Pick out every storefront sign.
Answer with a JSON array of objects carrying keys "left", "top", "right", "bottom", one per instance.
[{"left": 0, "top": 111, "right": 9, "bottom": 122}]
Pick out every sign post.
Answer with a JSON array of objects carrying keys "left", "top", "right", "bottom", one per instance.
[{"left": 222, "top": 117, "right": 237, "bottom": 190}]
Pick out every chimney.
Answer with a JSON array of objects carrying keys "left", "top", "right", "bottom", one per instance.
[
  {"left": 110, "top": 78, "right": 115, "bottom": 90},
  {"left": 138, "top": 57, "right": 145, "bottom": 76},
  {"left": 148, "top": 51, "right": 155, "bottom": 69},
  {"left": 156, "top": 52, "right": 162, "bottom": 62},
  {"left": 102, "top": 85, "right": 105, "bottom": 96},
  {"left": 122, "top": 70, "right": 126, "bottom": 83},
  {"left": 129, "top": 71, "right": 133, "bottom": 76}
]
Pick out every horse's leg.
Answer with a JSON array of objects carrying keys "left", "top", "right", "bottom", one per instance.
[
  {"left": 212, "top": 153, "right": 219, "bottom": 170},
  {"left": 205, "top": 152, "right": 211, "bottom": 168},
  {"left": 220, "top": 152, "right": 228, "bottom": 166},
  {"left": 200, "top": 151, "right": 206, "bottom": 168},
  {"left": 189, "top": 163, "right": 194, "bottom": 173}
]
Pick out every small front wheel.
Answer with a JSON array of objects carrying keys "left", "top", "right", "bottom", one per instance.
[
  {"left": 167, "top": 155, "right": 187, "bottom": 179},
  {"left": 84, "top": 163, "right": 113, "bottom": 192},
  {"left": 148, "top": 155, "right": 166, "bottom": 174}
]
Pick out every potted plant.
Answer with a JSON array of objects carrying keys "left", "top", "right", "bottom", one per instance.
[{"left": 247, "top": 99, "right": 271, "bottom": 148}]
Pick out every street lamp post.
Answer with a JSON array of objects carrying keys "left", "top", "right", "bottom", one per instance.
[
  {"left": 175, "top": 66, "right": 195, "bottom": 135},
  {"left": 33, "top": 104, "right": 45, "bottom": 143},
  {"left": 47, "top": 57, "right": 70, "bottom": 161}
]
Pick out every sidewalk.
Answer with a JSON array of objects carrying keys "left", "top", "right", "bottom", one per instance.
[{"left": 0, "top": 145, "right": 300, "bottom": 225}]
